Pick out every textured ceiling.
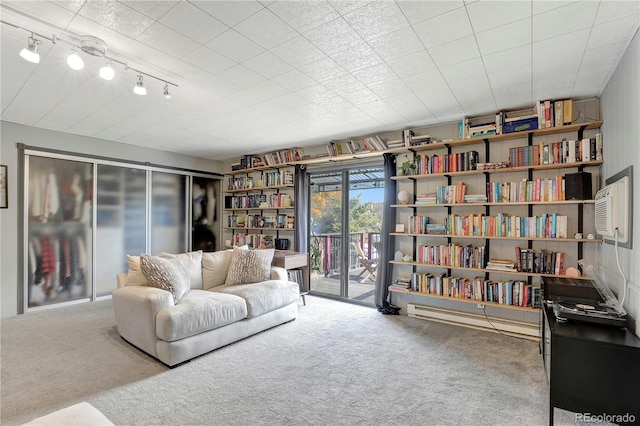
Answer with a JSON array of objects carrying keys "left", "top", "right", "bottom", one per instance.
[{"left": 1, "top": 1, "right": 639, "bottom": 160}]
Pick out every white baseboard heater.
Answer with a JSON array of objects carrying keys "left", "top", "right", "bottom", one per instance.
[{"left": 407, "top": 304, "right": 539, "bottom": 341}]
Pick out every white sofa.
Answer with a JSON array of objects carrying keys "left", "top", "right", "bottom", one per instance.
[{"left": 112, "top": 248, "right": 299, "bottom": 367}]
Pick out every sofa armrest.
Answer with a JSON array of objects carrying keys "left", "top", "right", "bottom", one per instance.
[
  {"left": 116, "top": 273, "right": 127, "bottom": 289},
  {"left": 270, "top": 266, "right": 288, "bottom": 281},
  {"left": 112, "top": 286, "right": 174, "bottom": 358}
]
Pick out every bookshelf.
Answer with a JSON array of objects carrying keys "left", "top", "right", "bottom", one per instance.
[
  {"left": 222, "top": 165, "right": 295, "bottom": 250},
  {"left": 389, "top": 118, "right": 603, "bottom": 321}
]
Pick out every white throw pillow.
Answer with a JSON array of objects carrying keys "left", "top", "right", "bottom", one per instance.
[
  {"left": 140, "top": 254, "right": 190, "bottom": 303},
  {"left": 225, "top": 247, "right": 274, "bottom": 286},
  {"left": 125, "top": 255, "right": 148, "bottom": 286},
  {"left": 202, "top": 245, "right": 248, "bottom": 289},
  {"left": 160, "top": 250, "right": 203, "bottom": 290}
]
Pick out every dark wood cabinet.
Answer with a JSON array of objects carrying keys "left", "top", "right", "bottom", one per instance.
[{"left": 541, "top": 304, "right": 640, "bottom": 425}]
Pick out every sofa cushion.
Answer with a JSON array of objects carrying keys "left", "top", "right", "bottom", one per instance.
[
  {"left": 156, "top": 290, "right": 247, "bottom": 341},
  {"left": 225, "top": 248, "right": 274, "bottom": 286},
  {"left": 125, "top": 255, "right": 148, "bottom": 286},
  {"left": 140, "top": 254, "right": 190, "bottom": 304},
  {"left": 210, "top": 280, "right": 299, "bottom": 318},
  {"left": 161, "top": 250, "right": 203, "bottom": 290},
  {"left": 202, "top": 250, "right": 233, "bottom": 289}
]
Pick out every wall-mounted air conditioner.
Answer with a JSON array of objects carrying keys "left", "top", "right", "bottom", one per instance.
[{"left": 594, "top": 166, "right": 633, "bottom": 248}]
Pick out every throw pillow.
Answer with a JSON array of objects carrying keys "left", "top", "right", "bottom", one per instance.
[
  {"left": 125, "top": 255, "right": 148, "bottom": 286},
  {"left": 140, "top": 254, "right": 190, "bottom": 303},
  {"left": 225, "top": 247, "right": 274, "bottom": 286},
  {"left": 160, "top": 250, "right": 203, "bottom": 290}
]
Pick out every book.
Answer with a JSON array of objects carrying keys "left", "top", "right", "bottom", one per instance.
[
  {"left": 563, "top": 99, "right": 573, "bottom": 124},
  {"left": 554, "top": 100, "right": 564, "bottom": 127}
]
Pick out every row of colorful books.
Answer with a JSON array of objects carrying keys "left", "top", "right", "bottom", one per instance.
[
  {"left": 232, "top": 233, "right": 273, "bottom": 249},
  {"left": 408, "top": 151, "right": 480, "bottom": 175},
  {"left": 227, "top": 170, "right": 293, "bottom": 190},
  {"left": 444, "top": 212, "right": 568, "bottom": 239},
  {"left": 416, "top": 243, "right": 487, "bottom": 269},
  {"left": 487, "top": 176, "right": 565, "bottom": 203},
  {"left": 231, "top": 148, "right": 305, "bottom": 170},
  {"left": 228, "top": 214, "right": 293, "bottom": 229}
]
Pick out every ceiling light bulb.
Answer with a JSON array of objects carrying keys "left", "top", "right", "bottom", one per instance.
[
  {"left": 67, "top": 50, "right": 84, "bottom": 70},
  {"left": 99, "top": 62, "right": 114, "bottom": 80},
  {"left": 133, "top": 74, "right": 146, "bottom": 95},
  {"left": 163, "top": 83, "right": 171, "bottom": 99},
  {"left": 19, "top": 34, "right": 40, "bottom": 64}
]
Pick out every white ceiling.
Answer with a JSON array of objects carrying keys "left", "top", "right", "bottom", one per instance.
[{"left": 1, "top": 1, "right": 639, "bottom": 160}]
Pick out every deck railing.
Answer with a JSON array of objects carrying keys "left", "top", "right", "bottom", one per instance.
[{"left": 310, "top": 232, "right": 380, "bottom": 276}]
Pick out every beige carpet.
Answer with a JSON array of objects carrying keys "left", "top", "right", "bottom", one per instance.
[{"left": 1, "top": 296, "right": 577, "bottom": 425}]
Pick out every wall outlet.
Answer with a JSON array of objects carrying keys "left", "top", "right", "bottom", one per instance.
[{"left": 477, "top": 304, "right": 485, "bottom": 309}]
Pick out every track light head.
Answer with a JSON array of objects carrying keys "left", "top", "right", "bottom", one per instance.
[
  {"left": 163, "top": 83, "right": 171, "bottom": 99},
  {"left": 99, "top": 62, "right": 114, "bottom": 80},
  {"left": 67, "top": 50, "right": 84, "bottom": 70},
  {"left": 19, "top": 33, "right": 40, "bottom": 64},
  {"left": 133, "top": 74, "right": 146, "bottom": 95}
]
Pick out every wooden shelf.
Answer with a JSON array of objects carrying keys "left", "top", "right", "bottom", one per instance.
[
  {"left": 392, "top": 160, "right": 603, "bottom": 181},
  {"left": 223, "top": 184, "right": 294, "bottom": 194},
  {"left": 392, "top": 199, "right": 596, "bottom": 208},
  {"left": 224, "top": 227, "right": 295, "bottom": 231},
  {"left": 226, "top": 163, "right": 293, "bottom": 175},
  {"left": 223, "top": 206, "right": 294, "bottom": 211},
  {"left": 390, "top": 260, "right": 592, "bottom": 279},
  {"left": 389, "top": 233, "right": 602, "bottom": 242},
  {"left": 388, "top": 287, "right": 539, "bottom": 313}
]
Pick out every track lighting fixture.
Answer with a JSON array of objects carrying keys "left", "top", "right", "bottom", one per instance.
[
  {"left": 133, "top": 74, "right": 146, "bottom": 96},
  {"left": 99, "top": 62, "right": 114, "bottom": 81},
  {"left": 19, "top": 33, "right": 40, "bottom": 64},
  {"left": 2, "top": 10, "right": 178, "bottom": 97},
  {"left": 66, "top": 49, "right": 84, "bottom": 70}
]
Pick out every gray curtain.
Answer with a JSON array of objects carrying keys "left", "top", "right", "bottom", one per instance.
[
  {"left": 293, "top": 164, "right": 309, "bottom": 255},
  {"left": 375, "top": 153, "right": 400, "bottom": 314}
]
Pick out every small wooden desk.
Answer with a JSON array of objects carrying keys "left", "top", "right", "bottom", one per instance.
[{"left": 272, "top": 250, "right": 309, "bottom": 305}]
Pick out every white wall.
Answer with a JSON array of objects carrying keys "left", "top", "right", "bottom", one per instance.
[
  {"left": 600, "top": 27, "right": 640, "bottom": 337},
  {"left": 0, "top": 121, "right": 225, "bottom": 317}
]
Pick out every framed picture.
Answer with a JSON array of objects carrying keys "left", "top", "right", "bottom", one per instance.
[{"left": 0, "top": 165, "right": 6, "bottom": 209}]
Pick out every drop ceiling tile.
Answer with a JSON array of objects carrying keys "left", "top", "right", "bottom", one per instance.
[
  {"left": 402, "top": 69, "right": 447, "bottom": 91},
  {"left": 339, "top": 88, "right": 380, "bottom": 106},
  {"left": 483, "top": 45, "right": 532, "bottom": 75},
  {"left": 439, "top": 57, "right": 486, "bottom": 83},
  {"left": 50, "top": 1, "right": 86, "bottom": 13},
  {"left": 587, "top": 15, "right": 640, "bottom": 50},
  {"left": 343, "top": 1, "right": 410, "bottom": 42},
  {"left": 292, "top": 103, "right": 332, "bottom": 118},
  {"left": 466, "top": 0, "right": 531, "bottom": 33},
  {"left": 298, "top": 57, "right": 347, "bottom": 83},
  {"left": 272, "top": 69, "right": 317, "bottom": 91},
  {"left": 387, "top": 50, "right": 437, "bottom": 79},
  {"left": 321, "top": 74, "right": 366, "bottom": 95},
  {"left": 190, "top": 0, "right": 264, "bottom": 26},
  {"left": 330, "top": 41, "right": 383, "bottom": 73},
  {"left": 428, "top": 35, "right": 480, "bottom": 68},
  {"left": 448, "top": 75, "right": 493, "bottom": 100},
  {"left": 159, "top": 1, "right": 228, "bottom": 43},
  {"left": 532, "top": 1, "right": 575, "bottom": 16},
  {"left": 327, "top": 0, "right": 372, "bottom": 15},
  {"left": 77, "top": 1, "right": 154, "bottom": 38},
  {"left": 137, "top": 23, "right": 200, "bottom": 59},
  {"left": 413, "top": 7, "right": 473, "bottom": 49},
  {"left": 243, "top": 51, "right": 293, "bottom": 79},
  {"left": 488, "top": 65, "right": 532, "bottom": 87},
  {"left": 119, "top": 1, "right": 179, "bottom": 20},
  {"left": 595, "top": 0, "right": 640, "bottom": 25},
  {"left": 233, "top": 8, "right": 298, "bottom": 49},
  {"left": 271, "top": 36, "right": 327, "bottom": 68},
  {"left": 476, "top": 17, "right": 532, "bottom": 56},
  {"left": 273, "top": 92, "right": 312, "bottom": 109},
  {"left": 350, "top": 62, "right": 398, "bottom": 87},
  {"left": 532, "top": 28, "right": 589, "bottom": 63},
  {"left": 295, "top": 84, "right": 336, "bottom": 102},
  {"left": 368, "top": 79, "right": 412, "bottom": 99},
  {"left": 414, "top": 85, "right": 464, "bottom": 118},
  {"left": 34, "top": 104, "right": 88, "bottom": 132},
  {"left": 532, "top": 2, "right": 599, "bottom": 42},
  {"left": 493, "top": 85, "right": 534, "bottom": 111},
  {"left": 182, "top": 46, "right": 237, "bottom": 74},
  {"left": 368, "top": 26, "right": 425, "bottom": 61},
  {"left": 66, "top": 15, "right": 134, "bottom": 53},
  {"left": 396, "top": 0, "right": 464, "bottom": 25},
  {"left": 217, "top": 64, "right": 266, "bottom": 88},
  {"left": 303, "top": 17, "right": 363, "bottom": 55},
  {"left": 314, "top": 96, "right": 355, "bottom": 113},
  {"left": 268, "top": 1, "right": 339, "bottom": 33},
  {"left": 206, "top": 30, "right": 265, "bottom": 63},
  {"left": 3, "top": 1, "right": 76, "bottom": 28}
]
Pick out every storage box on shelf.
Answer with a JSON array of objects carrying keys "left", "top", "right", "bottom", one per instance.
[
  {"left": 389, "top": 118, "right": 603, "bottom": 336},
  {"left": 222, "top": 163, "right": 295, "bottom": 250}
]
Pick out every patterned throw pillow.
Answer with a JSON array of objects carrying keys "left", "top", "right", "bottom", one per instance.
[
  {"left": 225, "top": 247, "right": 274, "bottom": 286},
  {"left": 140, "top": 254, "right": 190, "bottom": 303}
]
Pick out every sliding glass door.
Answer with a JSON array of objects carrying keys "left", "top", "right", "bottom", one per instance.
[{"left": 308, "top": 166, "right": 384, "bottom": 305}]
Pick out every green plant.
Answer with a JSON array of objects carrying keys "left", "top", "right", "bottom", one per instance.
[{"left": 400, "top": 155, "right": 415, "bottom": 175}]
